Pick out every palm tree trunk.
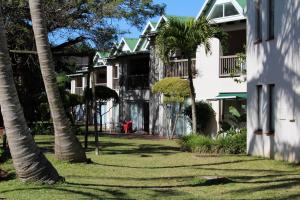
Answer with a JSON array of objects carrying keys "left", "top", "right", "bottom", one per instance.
[
  {"left": 29, "top": 0, "right": 86, "bottom": 162},
  {"left": 84, "top": 69, "right": 91, "bottom": 149},
  {"left": 92, "top": 71, "right": 100, "bottom": 155},
  {"left": 187, "top": 57, "right": 197, "bottom": 133},
  {"left": 0, "top": 9, "right": 62, "bottom": 184}
]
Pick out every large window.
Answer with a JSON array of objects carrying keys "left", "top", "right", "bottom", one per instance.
[
  {"left": 75, "top": 77, "right": 83, "bottom": 87},
  {"left": 257, "top": 85, "right": 263, "bottom": 131},
  {"left": 268, "top": 84, "right": 275, "bottom": 133},
  {"left": 267, "top": 0, "right": 275, "bottom": 40},
  {"left": 255, "top": 0, "right": 262, "bottom": 42},
  {"left": 209, "top": 2, "right": 239, "bottom": 20}
]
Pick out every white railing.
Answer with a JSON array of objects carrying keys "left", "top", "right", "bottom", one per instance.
[
  {"left": 164, "top": 58, "right": 196, "bottom": 78},
  {"left": 220, "top": 55, "right": 246, "bottom": 77}
]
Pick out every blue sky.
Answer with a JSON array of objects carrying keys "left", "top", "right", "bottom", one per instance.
[
  {"left": 121, "top": 0, "right": 205, "bottom": 38},
  {"left": 49, "top": 1, "right": 205, "bottom": 45}
]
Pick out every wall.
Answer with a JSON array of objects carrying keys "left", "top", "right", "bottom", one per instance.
[
  {"left": 247, "top": 0, "right": 300, "bottom": 162},
  {"left": 195, "top": 38, "right": 247, "bottom": 135}
]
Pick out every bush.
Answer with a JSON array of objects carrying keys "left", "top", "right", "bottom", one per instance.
[
  {"left": 184, "top": 101, "right": 215, "bottom": 134},
  {"left": 31, "top": 122, "right": 54, "bottom": 135},
  {"left": 180, "top": 129, "right": 246, "bottom": 154},
  {"left": 180, "top": 134, "right": 213, "bottom": 153}
]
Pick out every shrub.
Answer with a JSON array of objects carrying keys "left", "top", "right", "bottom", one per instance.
[
  {"left": 180, "top": 129, "right": 246, "bottom": 154},
  {"left": 184, "top": 101, "right": 215, "bottom": 134},
  {"left": 180, "top": 134, "right": 213, "bottom": 153}
]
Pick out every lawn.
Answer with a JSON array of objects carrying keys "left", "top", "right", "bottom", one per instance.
[{"left": 1, "top": 134, "right": 300, "bottom": 200}]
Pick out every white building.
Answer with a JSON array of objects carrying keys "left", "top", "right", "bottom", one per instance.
[
  {"left": 69, "top": 0, "right": 248, "bottom": 136},
  {"left": 194, "top": 0, "right": 247, "bottom": 135},
  {"left": 247, "top": 0, "right": 300, "bottom": 162}
]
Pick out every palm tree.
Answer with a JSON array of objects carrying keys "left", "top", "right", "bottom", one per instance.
[
  {"left": 29, "top": 0, "right": 87, "bottom": 162},
  {"left": 0, "top": 6, "right": 62, "bottom": 184},
  {"left": 156, "top": 17, "right": 225, "bottom": 133}
]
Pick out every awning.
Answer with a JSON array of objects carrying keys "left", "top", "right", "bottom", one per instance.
[{"left": 210, "top": 92, "right": 247, "bottom": 100}]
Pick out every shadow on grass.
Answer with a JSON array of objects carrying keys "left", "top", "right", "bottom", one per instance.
[{"left": 92, "top": 158, "right": 265, "bottom": 169}]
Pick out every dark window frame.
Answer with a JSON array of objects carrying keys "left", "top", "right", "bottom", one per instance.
[
  {"left": 267, "top": 0, "right": 275, "bottom": 40},
  {"left": 254, "top": 0, "right": 262, "bottom": 44}
]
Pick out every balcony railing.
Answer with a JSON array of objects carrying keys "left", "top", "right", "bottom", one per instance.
[
  {"left": 220, "top": 55, "right": 246, "bottom": 77},
  {"left": 127, "top": 74, "right": 149, "bottom": 90},
  {"left": 75, "top": 87, "right": 83, "bottom": 96},
  {"left": 164, "top": 58, "right": 196, "bottom": 78},
  {"left": 95, "top": 82, "right": 107, "bottom": 87}
]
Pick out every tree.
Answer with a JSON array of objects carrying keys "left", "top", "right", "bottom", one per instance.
[
  {"left": 152, "top": 77, "right": 189, "bottom": 139},
  {"left": 1, "top": 1, "right": 164, "bottom": 127},
  {"left": 0, "top": 5, "right": 62, "bottom": 183},
  {"left": 29, "top": 0, "right": 87, "bottom": 163},
  {"left": 84, "top": 85, "right": 119, "bottom": 155},
  {"left": 156, "top": 17, "right": 225, "bottom": 133}
]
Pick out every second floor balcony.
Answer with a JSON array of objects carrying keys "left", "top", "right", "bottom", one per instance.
[
  {"left": 164, "top": 58, "right": 196, "bottom": 78},
  {"left": 220, "top": 55, "right": 246, "bottom": 78}
]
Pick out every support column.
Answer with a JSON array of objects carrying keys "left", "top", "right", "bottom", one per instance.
[{"left": 149, "top": 36, "right": 161, "bottom": 135}]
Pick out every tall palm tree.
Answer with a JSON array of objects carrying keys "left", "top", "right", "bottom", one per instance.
[
  {"left": 156, "top": 17, "right": 225, "bottom": 133},
  {"left": 29, "top": 0, "right": 87, "bottom": 162},
  {"left": 0, "top": 5, "right": 62, "bottom": 184}
]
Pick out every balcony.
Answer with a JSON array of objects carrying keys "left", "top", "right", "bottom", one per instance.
[
  {"left": 164, "top": 58, "right": 196, "bottom": 78},
  {"left": 127, "top": 75, "right": 149, "bottom": 90},
  {"left": 220, "top": 55, "right": 246, "bottom": 77}
]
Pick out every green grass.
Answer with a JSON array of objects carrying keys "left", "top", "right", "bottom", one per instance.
[{"left": 1, "top": 135, "right": 300, "bottom": 199}]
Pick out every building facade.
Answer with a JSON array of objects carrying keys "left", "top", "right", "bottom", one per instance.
[{"left": 247, "top": 0, "right": 300, "bottom": 162}]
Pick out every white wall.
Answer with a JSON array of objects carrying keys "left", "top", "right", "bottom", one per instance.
[
  {"left": 194, "top": 38, "right": 246, "bottom": 134},
  {"left": 247, "top": 0, "right": 300, "bottom": 162}
]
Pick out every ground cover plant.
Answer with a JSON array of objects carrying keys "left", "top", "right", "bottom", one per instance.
[
  {"left": 1, "top": 134, "right": 300, "bottom": 199},
  {"left": 180, "top": 129, "right": 246, "bottom": 154}
]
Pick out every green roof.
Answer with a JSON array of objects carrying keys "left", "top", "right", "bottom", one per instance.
[
  {"left": 124, "top": 38, "right": 139, "bottom": 52},
  {"left": 98, "top": 51, "right": 110, "bottom": 58},
  {"left": 216, "top": 92, "right": 247, "bottom": 100},
  {"left": 166, "top": 15, "right": 194, "bottom": 22},
  {"left": 150, "top": 21, "right": 158, "bottom": 28},
  {"left": 236, "top": 0, "right": 247, "bottom": 9}
]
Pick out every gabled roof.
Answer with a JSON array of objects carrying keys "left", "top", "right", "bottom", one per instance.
[
  {"left": 155, "top": 14, "right": 194, "bottom": 31},
  {"left": 133, "top": 20, "right": 158, "bottom": 52},
  {"left": 96, "top": 51, "right": 110, "bottom": 59},
  {"left": 115, "top": 37, "right": 139, "bottom": 54},
  {"left": 123, "top": 38, "right": 139, "bottom": 52},
  {"left": 195, "top": 0, "right": 247, "bottom": 22}
]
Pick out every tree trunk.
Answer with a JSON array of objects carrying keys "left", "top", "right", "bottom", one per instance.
[
  {"left": 0, "top": 9, "right": 62, "bottom": 184},
  {"left": 84, "top": 69, "right": 91, "bottom": 149},
  {"left": 29, "top": 0, "right": 86, "bottom": 162},
  {"left": 92, "top": 71, "right": 99, "bottom": 155},
  {"left": 187, "top": 57, "right": 197, "bottom": 133}
]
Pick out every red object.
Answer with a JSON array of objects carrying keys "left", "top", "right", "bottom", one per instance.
[{"left": 122, "top": 120, "right": 133, "bottom": 133}]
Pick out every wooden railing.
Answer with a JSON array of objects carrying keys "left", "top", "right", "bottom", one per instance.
[
  {"left": 220, "top": 55, "right": 246, "bottom": 77},
  {"left": 164, "top": 58, "right": 196, "bottom": 78}
]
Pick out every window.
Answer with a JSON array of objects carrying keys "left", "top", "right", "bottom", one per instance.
[
  {"left": 95, "top": 69, "right": 107, "bottom": 84},
  {"left": 268, "top": 84, "right": 275, "bottom": 133},
  {"left": 113, "top": 65, "right": 118, "bottom": 79},
  {"left": 255, "top": 0, "right": 262, "bottom": 42},
  {"left": 267, "top": 0, "right": 275, "bottom": 40},
  {"left": 257, "top": 85, "right": 263, "bottom": 131},
  {"left": 75, "top": 77, "right": 82, "bottom": 87},
  {"left": 209, "top": 2, "right": 239, "bottom": 20}
]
